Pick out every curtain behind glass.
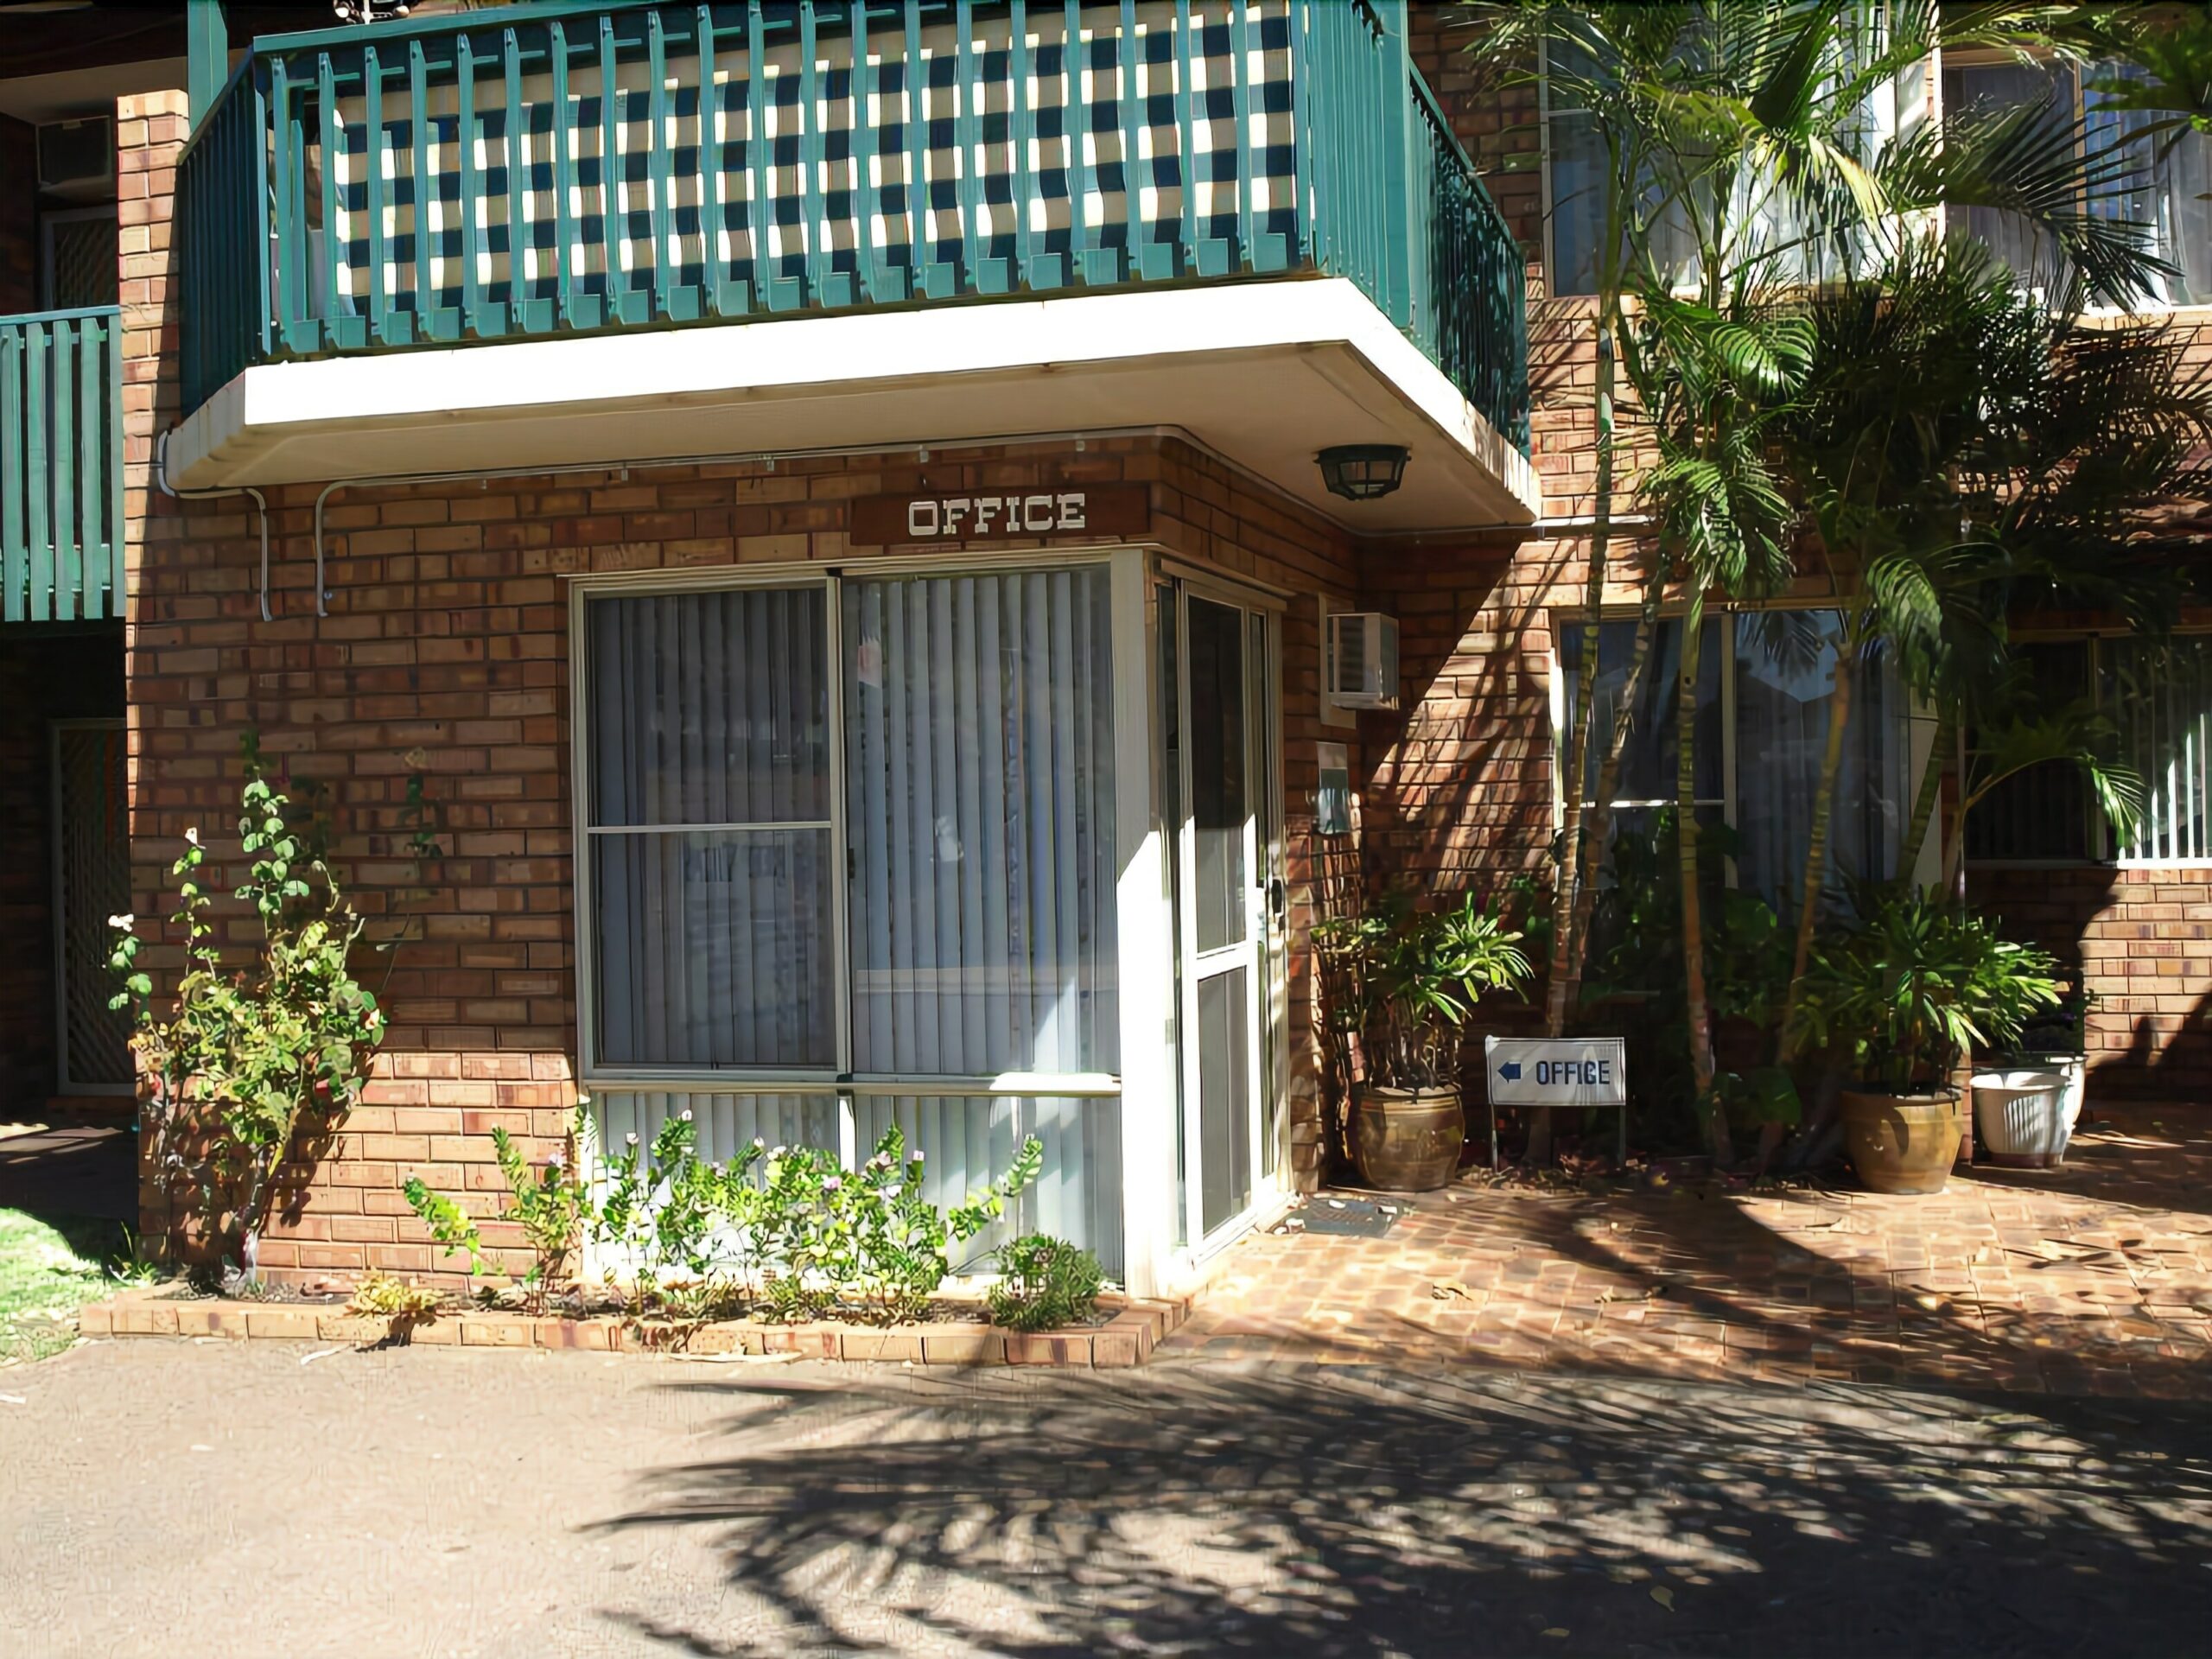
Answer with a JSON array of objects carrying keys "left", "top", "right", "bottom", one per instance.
[
  {"left": 843, "top": 569, "right": 1119, "bottom": 1077},
  {"left": 2088, "top": 64, "right": 2212, "bottom": 307},
  {"left": 587, "top": 588, "right": 836, "bottom": 1070},
  {"left": 2107, "top": 637, "right": 2212, "bottom": 861},
  {"left": 1732, "top": 613, "right": 1912, "bottom": 903},
  {"left": 1543, "top": 40, "right": 1699, "bottom": 296},
  {"left": 1560, "top": 617, "right": 1723, "bottom": 804},
  {"left": 1944, "top": 62, "right": 2078, "bottom": 297}
]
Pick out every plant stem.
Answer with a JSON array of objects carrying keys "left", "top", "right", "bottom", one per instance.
[
  {"left": 1897, "top": 701, "right": 1952, "bottom": 880},
  {"left": 1783, "top": 633, "right": 1855, "bottom": 1046},
  {"left": 1568, "top": 566, "right": 1663, "bottom": 995},
  {"left": 1678, "top": 610, "right": 1728, "bottom": 1166}
]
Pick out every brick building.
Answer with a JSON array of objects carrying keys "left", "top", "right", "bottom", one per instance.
[{"left": 1, "top": 2, "right": 2205, "bottom": 1296}]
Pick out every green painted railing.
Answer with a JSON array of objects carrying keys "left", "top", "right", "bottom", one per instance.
[
  {"left": 176, "top": 0, "right": 1529, "bottom": 450},
  {"left": 0, "top": 307, "right": 126, "bottom": 625}
]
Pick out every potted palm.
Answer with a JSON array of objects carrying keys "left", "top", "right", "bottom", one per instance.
[
  {"left": 1789, "top": 888, "right": 2060, "bottom": 1194},
  {"left": 1316, "top": 891, "right": 1532, "bottom": 1192}
]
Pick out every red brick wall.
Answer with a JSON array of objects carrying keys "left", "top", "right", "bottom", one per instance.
[
  {"left": 122, "top": 429, "right": 1358, "bottom": 1277},
  {"left": 1971, "top": 868, "right": 2212, "bottom": 1098}
]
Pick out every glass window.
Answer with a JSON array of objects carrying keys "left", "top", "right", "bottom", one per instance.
[
  {"left": 1964, "top": 638, "right": 2212, "bottom": 867},
  {"left": 1542, "top": 40, "right": 1699, "bottom": 297},
  {"left": 1731, "top": 613, "right": 1914, "bottom": 900},
  {"left": 1943, "top": 60, "right": 2080, "bottom": 298},
  {"left": 1947, "top": 57, "right": 2212, "bottom": 309},
  {"left": 582, "top": 569, "right": 1127, "bottom": 1274},
  {"left": 843, "top": 569, "right": 1119, "bottom": 1077},
  {"left": 2107, "top": 637, "right": 2212, "bottom": 861},
  {"left": 1965, "top": 641, "right": 2095, "bottom": 863},
  {"left": 1560, "top": 617, "right": 1722, "bottom": 805},
  {"left": 1558, "top": 610, "right": 1913, "bottom": 903},
  {"left": 585, "top": 588, "right": 837, "bottom": 1070},
  {"left": 2087, "top": 66, "right": 2212, "bottom": 307}
]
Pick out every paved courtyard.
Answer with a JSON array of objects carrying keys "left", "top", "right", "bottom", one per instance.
[{"left": 1170, "top": 1107, "right": 2212, "bottom": 1396}]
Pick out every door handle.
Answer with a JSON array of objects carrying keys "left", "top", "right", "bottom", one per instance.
[{"left": 1268, "top": 876, "right": 1286, "bottom": 920}]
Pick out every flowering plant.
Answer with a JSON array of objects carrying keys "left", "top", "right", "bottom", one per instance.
[
  {"left": 594, "top": 1108, "right": 761, "bottom": 1319},
  {"left": 751, "top": 1126, "right": 1042, "bottom": 1322},
  {"left": 111, "top": 764, "right": 384, "bottom": 1283}
]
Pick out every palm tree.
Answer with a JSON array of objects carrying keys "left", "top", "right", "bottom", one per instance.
[
  {"left": 1623, "top": 279, "right": 1806, "bottom": 1160},
  {"left": 1465, "top": 3, "right": 2168, "bottom": 1160}
]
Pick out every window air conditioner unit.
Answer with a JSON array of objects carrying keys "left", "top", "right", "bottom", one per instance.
[
  {"left": 37, "top": 118, "right": 114, "bottom": 197},
  {"left": 1326, "top": 612, "right": 1400, "bottom": 709}
]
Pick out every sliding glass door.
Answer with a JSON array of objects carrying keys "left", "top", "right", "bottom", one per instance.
[{"left": 577, "top": 564, "right": 1122, "bottom": 1272}]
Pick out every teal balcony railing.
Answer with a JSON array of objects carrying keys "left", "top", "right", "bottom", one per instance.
[
  {"left": 177, "top": 0, "right": 1529, "bottom": 450},
  {"left": 0, "top": 307, "right": 126, "bottom": 625}
]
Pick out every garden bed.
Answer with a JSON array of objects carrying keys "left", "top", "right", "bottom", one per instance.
[{"left": 76, "top": 1284, "right": 1190, "bottom": 1368}]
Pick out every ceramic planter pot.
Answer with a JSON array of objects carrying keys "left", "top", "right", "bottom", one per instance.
[
  {"left": 1972, "top": 1069, "right": 2069, "bottom": 1168},
  {"left": 1351, "top": 1084, "right": 1463, "bottom": 1192},
  {"left": 1840, "top": 1086, "right": 1962, "bottom": 1195}
]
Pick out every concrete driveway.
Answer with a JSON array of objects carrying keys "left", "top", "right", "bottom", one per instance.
[{"left": 4, "top": 1339, "right": 2210, "bottom": 1657}]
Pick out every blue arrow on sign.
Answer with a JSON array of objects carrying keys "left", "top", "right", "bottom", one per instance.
[{"left": 1497, "top": 1060, "right": 1522, "bottom": 1082}]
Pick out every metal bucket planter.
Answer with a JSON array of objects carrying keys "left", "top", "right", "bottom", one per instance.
[
  {"left": 1840, "top": 1087, "right": 1963, "bottom": 1195},
  {"left": 1351, "top": 1084, "right": 1464, "bottom": 1192},
  {"left": 1973, "top": 1068, "right": 2069, "bottom": 1168}
]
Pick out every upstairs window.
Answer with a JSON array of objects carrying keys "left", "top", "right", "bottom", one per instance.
[{"left": 1944, "top": 56, "right": 2212, "bottom": 309}]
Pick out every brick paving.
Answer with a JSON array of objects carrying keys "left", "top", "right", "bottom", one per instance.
[{"left": 1168, "top": 1105, "right": 2212, "bottom": 1397}]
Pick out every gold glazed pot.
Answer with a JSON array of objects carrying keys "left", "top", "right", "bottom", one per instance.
[
  {"left": 1840, "top": 1087, "right": 1962, "bottom": 1195},
  {"left": 1351, "top": 1084, "right": 1464, "bottom": 1192}
]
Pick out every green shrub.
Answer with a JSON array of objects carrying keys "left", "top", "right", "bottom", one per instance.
[
  {"left": 986, "top": 1234, "right": 1106, "bottom": 1332},
  {"left": 111, "top": 760, "right": 384, "bottom": 1284},
  {"left": 1789, "top": 887, "right": 2062, "bottom": 1091},
  {"left": 750, "top": 1127, "right": 1042, "bottom": 1323},
  {"left": 594, "top": 1108, "right": 759, "bottom": 1319}
]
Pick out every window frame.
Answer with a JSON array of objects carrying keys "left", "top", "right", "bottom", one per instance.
[
  {"left": 567, "top": 551, "right": 1132, "bottom": 1099},
  {"left": 1552, "top": 602, "right": 1935, "bottom": 891},
  {"left": 1963, "top": 630, "right": 2212, "bottom": 872},
  {"left": 1941, "top": 47, "right": 2212, "bottom": 317}
]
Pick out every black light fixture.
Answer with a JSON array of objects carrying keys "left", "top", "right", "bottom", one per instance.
[{"left": 1317, "top": 443, "right": 1410, "bottom": 502}]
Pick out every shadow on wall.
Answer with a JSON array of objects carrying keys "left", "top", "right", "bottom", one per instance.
[
  {"left": 1354, "top": 535, "right": 1569, "bottom": 909},
  {"left": 595, "top": 1360, "right": 2212, "bottom": 1657},
  {"left": 1968, "top": 864, "right": 2212, "bottom": 1102}
]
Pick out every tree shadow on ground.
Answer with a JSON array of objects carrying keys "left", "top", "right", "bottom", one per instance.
[
  {"left": 1173, "top": 1106, "right": 2212, "bottom": 1398},
  {"left": 594, "top": 1361, "right": 2212, "bottom": 1658}
]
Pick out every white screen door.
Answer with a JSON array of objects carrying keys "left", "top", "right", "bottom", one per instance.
[{"left": 1166, "top": 582, "right": 1281, "bottom": 1246}]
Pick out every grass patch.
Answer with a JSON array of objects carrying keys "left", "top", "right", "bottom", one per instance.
[{"left": 0, "top": 1211, "right": 141, "bottom": 1363}]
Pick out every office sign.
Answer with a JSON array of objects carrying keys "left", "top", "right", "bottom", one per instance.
[
  {"left": 1484, "top": 1035, "right": 1628, "bottom": 1107},
  {"left": 849, "top": 483, "right": 1149, "bottom": 545}
]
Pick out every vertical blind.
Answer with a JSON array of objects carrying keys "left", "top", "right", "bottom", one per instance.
[
  {"left": 843, "top": 569, "right": 1119, "bottom": 1077},
  {"left": 587, "top": 587, "right": 837, "bottom": 1069},
  {"left": 2109, "top": 638, "right": 2212, "bottom": 862},
  {"left": 584, "top": 567, "right": 1123, "bottom": 1272}
]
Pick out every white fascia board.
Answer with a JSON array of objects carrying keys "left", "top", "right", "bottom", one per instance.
[{"left": 168, "top": 278, "right": 1542, "bottom": 522}]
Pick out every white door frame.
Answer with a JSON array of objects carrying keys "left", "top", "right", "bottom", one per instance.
[{"left": 1160, "top": 567, "right": 1287, "bottom": 1270}]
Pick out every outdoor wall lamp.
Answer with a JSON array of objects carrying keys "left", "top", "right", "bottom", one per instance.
[{"left": 1317, "top": 444, "right": 1411, "bottom": 501}]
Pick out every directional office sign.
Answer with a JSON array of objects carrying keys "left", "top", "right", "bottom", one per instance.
[{"left": 1484, "top": 1035, "right": 1628, "bottom": 1107}]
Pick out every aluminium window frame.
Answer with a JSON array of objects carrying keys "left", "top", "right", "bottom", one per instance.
[
  {"left": 1552, "top": 601, "right": 1941, "bottom": 892},
  {"left": 566, "top": 549, "right": 1136, "bottom": 1100},
  {"left": 1962, "top": 629, "right": 2212, "bottom": 872}
]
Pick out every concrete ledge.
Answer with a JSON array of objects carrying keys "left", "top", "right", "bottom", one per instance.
[{"left": 79, "top": 1287, "right": 1192, "bottom": 1369}]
